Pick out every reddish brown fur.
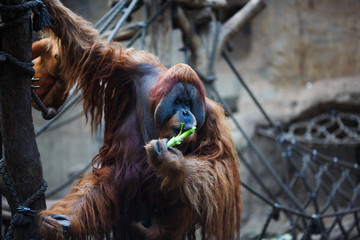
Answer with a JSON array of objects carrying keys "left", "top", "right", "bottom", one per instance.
[
  {"left": 32, "top": 38, "right": 68, "bottom": 111},
  {"left": 38, "top": 0, "right": 241, "bottom": 239}
]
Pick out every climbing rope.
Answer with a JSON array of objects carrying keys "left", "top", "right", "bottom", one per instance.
[
  {"left": 216, "top": 49, "right": 360, "bottom": 239},
  {"left": 0, "top": 158, "right": 47, "bottom": 240},
  {"left": 0, "top": 0, "right": 52, "bottom": 119},
  {"left": 0, "top": 0, "right": 51, "bottom": 31},
  {"left": 0, "top": 51, "right": 35, "bottom": 76},
  {"left": 31, "top": 79, "right": 60, "bottom": 120}
]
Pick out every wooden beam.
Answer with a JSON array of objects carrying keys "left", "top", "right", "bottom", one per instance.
[
  {"left": 173, "top": 6, "right": 208, "bottom": 72},
  {"left": 100, "top": 23, "right": 142, "bottom": 42},
  {"left": 175, "top": 0, "right": 227, "bottom": 8},
  {"left": 217, "top": 0, "right": 265, "bottom": 55}
]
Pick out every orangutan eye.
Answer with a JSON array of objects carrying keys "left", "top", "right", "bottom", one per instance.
[{"left": 174, "top": 98, "right": 181, "bottom": 105}]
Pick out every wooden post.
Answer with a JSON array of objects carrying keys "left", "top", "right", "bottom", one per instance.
[
  {"left": 0, "top": 128, "right": 2, "bottom": 239},
  {"left": 146, "top": 0, "right": 173, "bottom": 66},
  {"left": 0, "top": 0, "right": 46, "bottom": 239}
]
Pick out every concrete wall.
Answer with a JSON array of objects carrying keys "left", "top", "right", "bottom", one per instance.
[
  {"left": 243, "top": 0, "right": 360, "bottom": 84},
  {"left": 34, "top": 105, "right": 101, "bottom": 199}
]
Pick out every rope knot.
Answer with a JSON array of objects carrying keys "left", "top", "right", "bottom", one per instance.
[
  {"left": 32, "top": 0, "right": 52, "bottom": 31},
  {"left": 14, "top": 206, "right": 36, "bottom": 227}
]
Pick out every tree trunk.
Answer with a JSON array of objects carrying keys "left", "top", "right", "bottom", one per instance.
[
  {"left": 0, "top": 0, "right": 46, "bottom": 239},
  {"left": 146, "top": 0, "right": 173, "bottom": 66}
]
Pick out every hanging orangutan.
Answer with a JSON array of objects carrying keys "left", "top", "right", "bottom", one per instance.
[{"left": 37, "top": 0, "right": 242, "bottom": 239}]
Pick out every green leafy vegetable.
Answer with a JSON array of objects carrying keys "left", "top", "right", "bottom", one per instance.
[{"left": 166, "top": 123, "right": 196, "bottom": 148}]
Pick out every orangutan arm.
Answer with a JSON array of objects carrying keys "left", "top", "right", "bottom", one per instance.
[
  {"left": 40, "top": 0, "right": 106, "bottom": 88},
  {"left": 40, "top": 0, "right": 138, "bottom": 131},
  {"left": 42, "top": 0, "right": 99, "bottom": 46},
  {"left": 145, "top": 140, "right": 241, "bottom": 239},
  {"left": 39, "top": 167, "right": 115, "bottom": 240}
]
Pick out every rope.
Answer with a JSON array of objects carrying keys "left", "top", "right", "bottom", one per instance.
[
  {"left": 204, "top": 50, "right": 360, "bottom": 237},
  {"left": 0, "top": 55, "right": 57, "bottom": 119},
  {"left": 35, "top": 91, "right": 82, "bottom": 137},
  {"left": 0, "top": 158, "right": 47, "bottom": 240},
  {"left": 0, "top": 0, "right": 52, "bottom": 118},
  {"left": 203, "top": 79, "right": 305, "bottom": 211},
  {"left": 31, "top": 87, "right": 47, "bottom": 113},
  {"left": 0, "top": 0, "right": 70, "bottom": 121},
  {"left": 0, "top": 0, "right": 51, "bottom": 32},
  {"left": 0, "top": 51, "right": 35, "bottom": 76},
  {"left": 31, "top": 88, "right": 58, "bottom": 119},
  {"left": 222, "top": 51, "right": 276, "bottom": 127},
  {"left": 0, "top": 0, "right": 40, "bottom": 11}
]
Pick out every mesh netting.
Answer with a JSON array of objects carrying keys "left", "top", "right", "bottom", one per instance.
[
  {"left": 213, "top": 53, "right": 360, "bottom": 239},
  {"left": 260, "top": 111, "right": 360, "bottom": 146}
]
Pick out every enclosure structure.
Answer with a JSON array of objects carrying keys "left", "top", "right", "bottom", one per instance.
[{"left": 1, "top": 0, "right": 360, "bottom": 239}]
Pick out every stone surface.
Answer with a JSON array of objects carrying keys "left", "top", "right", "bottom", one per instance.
[
  {"left": 242, "top": 0, "right": 360, "bottom": 84},
  {"left": 33, "top": 105, "right": 101, "bottom": 198}
]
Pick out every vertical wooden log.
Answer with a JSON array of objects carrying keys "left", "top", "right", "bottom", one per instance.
[
  {"left": 0, "top": 0, "right": 46, "bottom": 239},
  {"left": 0, "top": 128, "right": 2, "bottom": 239},
  {"left": 146, "top": 0, "right": 172, "bottom": 66}
]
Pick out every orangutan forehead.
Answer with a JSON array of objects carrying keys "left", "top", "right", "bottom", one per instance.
[{"left": 167, "top": 82, "right": 198, "bottom": 99}]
